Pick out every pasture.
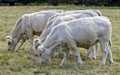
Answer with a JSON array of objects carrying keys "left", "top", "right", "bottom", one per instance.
[{"left": 0, "top": 6, "right": 120, "bottom": 75}]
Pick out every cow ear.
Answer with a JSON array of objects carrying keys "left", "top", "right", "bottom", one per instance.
[
  {"left": 6, "top": 36, "right": 13, "bottom": 43},
  {"left": 6, "top": 36, "right": 10, "bottom": 40},
  {"left": 38, "top": 45, "right": 45, "bottom": 53}
]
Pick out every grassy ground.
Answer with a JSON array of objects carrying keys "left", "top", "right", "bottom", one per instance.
[{"left": 0, "top": 6, "right": 120, "bottom": 75}]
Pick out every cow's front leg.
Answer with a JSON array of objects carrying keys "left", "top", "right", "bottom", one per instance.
[
  {"left": 17, "top": 40, "right": 26, "bottom": 50},
  {"left": 26, "top": 30, "right": 34, "bottom": 51},
  {"left": 59, "top": 50, "right": 69, "bottom": 66},
  {"left": 70, "top": 43, "right": 83, "bottom": 65},
  {"left": 29, "top": 37, "right": 33, "bottom": 51}
]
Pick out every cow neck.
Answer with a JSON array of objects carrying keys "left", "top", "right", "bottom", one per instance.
[
  {"left": 11, "top": 17, "right": 22, "bottom": 41},
  {"left": 43, "top": 42, "right": 58, "bottom": 56}
]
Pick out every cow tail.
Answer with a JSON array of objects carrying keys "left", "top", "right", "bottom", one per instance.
[{"left": 109, "top": 38, "right": 112, "bottom": 49}]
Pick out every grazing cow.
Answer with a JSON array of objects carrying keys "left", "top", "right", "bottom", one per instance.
[
  {"left": 34, "top": 9, "right": 102, "bottom": 59},
  {"left": 38, "top": 16, "right": 113, "bottom": 66},
  {"left": 6, "top": 9, "right": 64, "bottom": 51}
]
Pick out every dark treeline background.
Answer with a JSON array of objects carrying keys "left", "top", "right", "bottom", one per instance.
[
  {"left": 35, "top": 0, "right": 120, "bottom": 6},
  {"left": 0, "top": 0, "right": 119, "bottom": 6}
]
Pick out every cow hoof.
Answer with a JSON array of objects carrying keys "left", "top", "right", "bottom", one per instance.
[
  {"left": 93, "top": 57, "right": 96, "bottom": 60},
  {"left": 34, "top": 54, "right": 39, "bottom": 57},
  {"left": 109, "top": 60, "right": 113, "bottom": 65}
]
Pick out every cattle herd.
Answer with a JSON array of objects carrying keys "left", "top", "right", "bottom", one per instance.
[{"left": 6, "top": 9, "right": 113, "bottom": 66}]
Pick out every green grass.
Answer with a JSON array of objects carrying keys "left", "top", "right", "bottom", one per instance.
[{"left": 0, "top": 6, "right": 120, "bottom": 75}]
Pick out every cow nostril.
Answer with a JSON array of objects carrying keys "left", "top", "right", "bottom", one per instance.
[
  {"left": 34, "top": 54, "right": 38, "bottom": 56},
  {"left": 8, "top": 49, "right": 10, "bottom": 51}
]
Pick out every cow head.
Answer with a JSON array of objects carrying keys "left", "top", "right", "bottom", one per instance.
[
  {"left": 6, "top": 36, "right": 18, "bottom": 51},
  {"left": 34, "top": 39, "right": 42, "bottom": 56},
  {"left": 34, "top": 44, "right": 44, "bottom": 56},
  {"left": 37, "top": 45, "right": 50, "bottom": 64}
]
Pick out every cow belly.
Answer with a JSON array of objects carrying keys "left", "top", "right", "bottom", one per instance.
[
  {"left": 76, "top": 39, "right": 97, "bottom": 49},
  {"left": 73, "top": 32, "right": 97, "bottom": 49}
]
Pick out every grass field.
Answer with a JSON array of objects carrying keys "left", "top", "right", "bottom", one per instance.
[{"left": 0, "top": 6, "right": 120, "bottom": 75}]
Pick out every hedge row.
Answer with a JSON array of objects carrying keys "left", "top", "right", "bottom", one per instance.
[{"left": 36, "top": 0, "right": 120, "bottom": 6}]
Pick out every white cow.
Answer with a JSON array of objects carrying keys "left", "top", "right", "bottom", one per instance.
[
  {"left": 38, "top": 16, "right": 113, "bottom": 66},
  {"left": 6, "top": 9, "right": 64, "bottom": 51},
  {"left": 34, "top": 9, "right": 102, "bottom": 59}
]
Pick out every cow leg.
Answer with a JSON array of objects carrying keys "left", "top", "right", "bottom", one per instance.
[
  {"left": 26, "top": 30, "right": 33, "bottom": 51},
  {"left": 86, "top": 46, "right": 93, "bottom": 59},
  {"left": 54, "top": 47, "right": 63, "bottom": 58},
  {"left": 86, "top": 45, "right": 98, "bottom": 60},
  {"left": 17, "top": 40, "right": 26, "bottom": 50},
  {"left": 59, "top": 51, "right": 69, "bottom": 66},
  {"left": 94, "top": 44, "right": 98, "bottom": 59},
  {"left": 91, "top": 44, "right": 98, "bottom": 59},
  {"left": 53, "top": 52, "right": 59, "bottom": 58},
  {"left": 34, "top": 40, "right": 40, "bottom": 56},
  {"left": 70, "top": 43, "right": 83, "bottom": 65},
  {"left": 91, "top": 46, "right": 97, "bottom": 60},
  {"left": 108, "top": 40, "right": 113, "bottom": 65},
  {"left": 99, "top": 41, "right": 108, "bottom": 66},
  {"left": 29, "top": 37, "right": 33, "bottom": 51}
]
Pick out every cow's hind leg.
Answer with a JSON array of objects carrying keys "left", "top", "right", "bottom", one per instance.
[
  {"left": 86, "top": 45, "right": 97, "bottom": 60},
  {"left": 108, "top": 40, "right": 113, "bottom": 65},
  {"left": 100, "top": 41, "right": 108, "bottom": 66}
]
